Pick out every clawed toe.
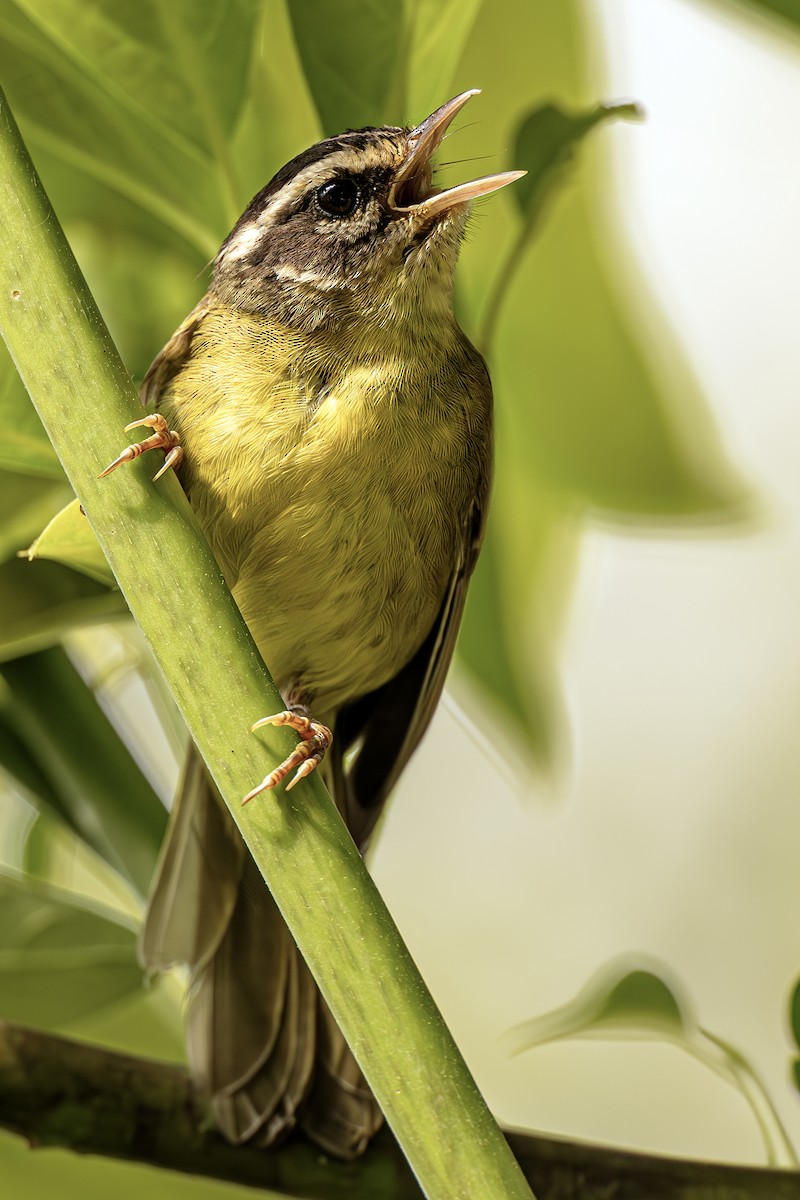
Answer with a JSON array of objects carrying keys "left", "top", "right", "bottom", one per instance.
[
  {"left": 99, "top": 413, "right": 182, "bottom": 480},
  {"left": 244, "top": 710, "right": 333, "bottom": 803}
]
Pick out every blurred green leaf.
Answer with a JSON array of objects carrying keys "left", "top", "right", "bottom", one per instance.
[
  {"left": 0, "top": 711, "right": 59, "bottom": 811},
  {"left": 718, "top": 0, "right": 800, "bottom": 35},
  {"left": 0, "top": 647, "right": 166, "bottom": 898},
  {"left": 490, "top": 182, "right": 743, "bottom": 517},
  {"left": 595, "top": 970, "right": 687, "bottom": 1035},
  {"left": 67, "top": 220, "right": 208, "bottom": 381},
  {"left": 0, "top": 557, "right": 125, "bottom": 662},
  {"left": 0, "top": 0, "right": 247, "bottom": 254},
  {"left": 510, "top": 100, "right": 641, "bottom": 227},
  {"left": 459, "top": 487, "right": 574, "bottom": 759},
  {"left": 404, "top": 0, "right": 485, "bottom": 122},
  {"left": 286, "top": 0, "right": 405, "bottom": 134},
  {"left": 0, "top": 868, "right": 143, "bottom": 1029},
  {"left": 284, "top": 0, "right": 487, "bottom": 135},
  {"left": 20, "top": 811, "right": 62, "bottom": 881},
  {"left": 0, "top": 341, "right": 62, "bottom": 477},
  {"left": 26, "top": 497, "right": 115, "bottom": 587},
  {"left": 505, "top": 960, "right": 690, "bottom": 1053},
  {"left": 460, "top": 528, "right": 542, "bottom": 741},
  {"left": 6, "top": 0, "right": 256, "bottom": 146},
  {"left": 0, "top": 471, "right": 71, "bottom": 563},
  {"left": 790, "top": 976, "right": 800, "bottom": 1091},
  {"left": 479, "top": 98, "right": 736, "bottom": 519},
  {"left": 229, "top": 0, "right": 322, "bottom": 199},
  {"left": 505, "top": 955, "right": 797, "bottom": 1167},
  {"left": 447, "top": 0, "right": 747, "bottom": 759}
]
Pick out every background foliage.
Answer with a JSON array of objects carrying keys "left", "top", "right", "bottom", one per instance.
[{"left": 1, "top": 0, "right": 800, "bottom": 1197}]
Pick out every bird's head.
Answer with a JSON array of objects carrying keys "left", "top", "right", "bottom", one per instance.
[{"left": 213, "top": 91, "right": 523, "bottom": 334}]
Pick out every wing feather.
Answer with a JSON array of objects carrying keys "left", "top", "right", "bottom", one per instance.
[
  {"left": 331, "top": 489, "right": 488, "bottom": 848},
  {"left": 140, "top": 296, "right": 210, "bottom": 409}
]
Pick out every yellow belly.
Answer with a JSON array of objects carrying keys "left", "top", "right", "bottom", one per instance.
[{"left": 159, "top": 309, "right": 488, "bottom": 713}]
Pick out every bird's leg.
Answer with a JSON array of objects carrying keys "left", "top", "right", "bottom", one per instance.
[
  {"left": 244, "top": 707, "right": 333, "bottom": 802},
  {"left": 99, "top": 414, "right": 183, "bottom": 481}
]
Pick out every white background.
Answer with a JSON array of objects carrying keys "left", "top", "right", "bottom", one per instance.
[{"left": 372, "top": 0, "right": 800, "bottom": 1165}]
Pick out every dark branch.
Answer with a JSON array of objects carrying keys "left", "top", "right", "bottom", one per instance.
[{"left": 0, "top": 1020, "right": 798, "bottom": 1199}]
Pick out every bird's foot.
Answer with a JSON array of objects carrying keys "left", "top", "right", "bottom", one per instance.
[
  {"left": 244, "top": 710, "right": 333, "bottom": 802},
  {"left": 99, "top": 414, "right": 182, "bottom": 481}
]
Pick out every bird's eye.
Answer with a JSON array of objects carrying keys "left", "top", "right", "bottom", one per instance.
[{"left": 316, "top": 179, "right": 361, "bottom": 218}]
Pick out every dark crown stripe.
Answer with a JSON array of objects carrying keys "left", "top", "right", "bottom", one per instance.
[{"left": 219, "top": 126, "right": 404, "bottom": 253}]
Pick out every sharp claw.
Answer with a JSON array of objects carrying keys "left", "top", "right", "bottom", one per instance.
[
  {"left": 99, "top": 414, "right": 182, "bottom": 481},
  {"left": 250, "top": 713, "right": 285, "bottom": 732},
  {"left": 124, "top": 416, "right": 158, "bottom": 432},
  {"left": 284, "top": 758, "right": 320, "bottom": 792},
  {"left": 98, "top": 450, "right": 134, "bottom": 478},
  {"left": 245, "top": 710, "right": 333, "bottom": 803},
  {"left": 242, "top": 778, "right": 272, "bottom": 805},
  {"left": 153, "top": 445, "right": 183, "bottom": 481}
]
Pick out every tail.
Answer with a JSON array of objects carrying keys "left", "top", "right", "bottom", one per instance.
[{"left": 141, "top": 744, "right": 383, "bottom": 1157}]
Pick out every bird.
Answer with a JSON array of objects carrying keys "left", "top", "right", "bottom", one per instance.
[{"left": 101, "top": 89, "right": 523, "bottom": 1159}]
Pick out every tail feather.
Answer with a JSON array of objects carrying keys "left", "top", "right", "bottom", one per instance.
[
  {"left": 141, "top": 745, "right": 244, "bottom": 973},
  {"left": 299, "top": 1003, "right": 383, "bottom": 1157},
  {"left": 210, "top": 934, "right": 306, "bottom": 1144},
  {"left": 141, "top": 743, "right": 383, "bottom": 1156},
  {"left": 188, "top": 854, "right": 292, "bottom": 1095}
]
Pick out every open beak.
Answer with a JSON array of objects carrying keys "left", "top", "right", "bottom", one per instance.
[{"left": 390, "top": 89, "right": 525, "bottom": 218}]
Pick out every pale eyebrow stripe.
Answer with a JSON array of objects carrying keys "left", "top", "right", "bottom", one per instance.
[
  {"left": 264, "top": 143, "right": 400, "bottom": 225},
  {"left": 221, "top": 138, "right": 405, "bottom": 263}
]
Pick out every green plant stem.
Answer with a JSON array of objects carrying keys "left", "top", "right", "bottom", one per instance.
[
  {"left": 700, "top": 1029, "right": 800, "bottom": 1169},
  {"left": 1, "top": 1021, "right": 798, "bottom": 1200},
  {"left": 476, "top": 215, "right": 538, "bottom": 357},
  {"left": 0, "top": 86, "right": 533, "bottom": 1200}
]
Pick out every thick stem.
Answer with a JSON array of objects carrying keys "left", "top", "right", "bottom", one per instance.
[
  {"left": 0, "top": 87, "right": 533, "bottom": 1200},
  {"left": 0, "top": 1021, "right": 797, "bottom": 1200}
]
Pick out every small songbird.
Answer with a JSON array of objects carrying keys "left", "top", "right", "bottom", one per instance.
[{"left": 103, "top": 90, "right": 522, "bottom": 1158}]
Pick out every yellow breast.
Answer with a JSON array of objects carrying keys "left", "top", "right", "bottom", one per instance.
[{"left": 158, "top": 307, "right": 490, "bottom": 714}]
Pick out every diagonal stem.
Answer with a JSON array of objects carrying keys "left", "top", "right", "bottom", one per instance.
[{"left": 0, "top": 85, "right": 534, "bottom": 1200}]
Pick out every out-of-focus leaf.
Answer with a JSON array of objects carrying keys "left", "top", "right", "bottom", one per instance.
[
  {"left": 477, "top": 94, "right": 741, "bottom": 516},
  {"left": 20, "top": 811, "right": 60, "bottom": 881},
  {"left": 716, "top": 0, "right": 800, "bottom": 35},
  {"left": 505, "top": 956, "right": 796, "bottom": 1167},
  {"left": 491, "top": 182, "right": 744, "bottom": 516},
  {"left": 9, "top": 0, "right": 256, "bottom": 145},
  {"left": 26, "top": 497, "right": 115, "bottom": 587},
  {"left": 790, "top": 977, "right": 800, "bottom": 1092},
  {"left": 0, "top": 342, "right": 62, "bottom": 477},
  {"left": 0, "top": 471, "right": 71, "bottom": 563},
  {"left": 0, "top": 868, "right": 143, "bottom": 1029},
  {"left": 0, "top": 0, "right": 250, "bottom": 254},
  {"left": 504, "top": 960, "right": 689, "bottom": 1054},
  {"left": 66, "top": 221, "right": 206, "bottom": 381},
  {"left": 0, "top": 557, "right": 125, "bottom": 662},
  {"left": 511, "top": 101, "right": 641, "bottom": 225},
  {"left": 230, "top": 0, "right": 322, "bottom": 205},
  {"left": 447, "top": 0, "right": 747, "bottom": 758},
  {"left": 403, "top": 0, "right": 485, "bottom": 122},
  {"left": 0, "top": 711, "right": 59, "bottom": 811},
  {"left": 460, "top": 529, "right": 539, "bottom": 739},
  {"left": 0, "top": 648, "right": 166, "bottom": 898},
  {"left": 286, "top": 0, "right": 405, "bottom": 134},
  {"left": 459, "top": 488, "right": 575, "bottom": 759}
]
